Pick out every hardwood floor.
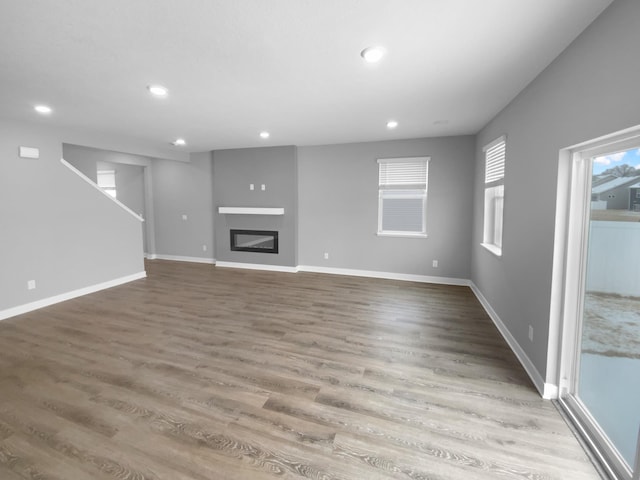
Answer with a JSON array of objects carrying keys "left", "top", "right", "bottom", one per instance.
[{"left": 0, "top": 260, "right": 599, "bottom": 479}]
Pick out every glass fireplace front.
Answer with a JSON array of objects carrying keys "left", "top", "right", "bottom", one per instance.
[{"left": 230, "top": 230, "right": 278, "bottom": 254}]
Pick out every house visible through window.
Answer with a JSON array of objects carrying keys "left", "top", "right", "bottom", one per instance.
[
  {"left": 97, "top": 170, "right": 117, "bottom": 198},
  {"left": 377, "top": 157, "right": 429, "bottom": 237},
  {"left": 482, "top": 136, "right": 506, "bottom": 256}
]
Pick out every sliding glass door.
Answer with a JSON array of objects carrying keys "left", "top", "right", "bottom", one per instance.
[{"left": 558, "top": 138, "right": 640, "bottom": 480}]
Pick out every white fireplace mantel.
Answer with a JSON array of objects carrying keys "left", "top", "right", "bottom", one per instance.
[{"left": 218, "top": 207, "right": 284, "bottom": 215}]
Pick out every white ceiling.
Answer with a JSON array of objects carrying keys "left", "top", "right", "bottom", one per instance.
[{"left": 0, "top": 0, "right": 613, "bottom": 153}]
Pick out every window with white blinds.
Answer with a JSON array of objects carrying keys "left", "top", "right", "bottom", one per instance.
[
  {"left": 482, "top": 136, "right": 506, "bottom": 255},
  {"left": 97, "top": 170, "right": 117, "bottom": 198},
  {"left": 377, "top": 157, "right": 429, "bottom": 236},
  {"left": 485, "top": 138, "right": 506, "bottom": 184}
]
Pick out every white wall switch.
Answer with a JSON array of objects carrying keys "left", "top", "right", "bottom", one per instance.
[
  {"left": 19, "top": 146, "right": 40, "bottom": 159},
  {"left": 261, "top": 184, "right": 266, "bottom": 191},
  {"left": 250, "top": 184, "right": 254, "bottom": 190},
  {"left": 181, "top": 214, "right": 188, "bottom": 220}
]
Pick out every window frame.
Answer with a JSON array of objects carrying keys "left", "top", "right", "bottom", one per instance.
[
  {"left": 481, "top": 136, "right": 506, "bottom": 256},
  {"left": 97, "top": 169, "right": 117, "bottom": 199},
  {"left": 377, "top": 156, "right": 430, "bottom": 238}
]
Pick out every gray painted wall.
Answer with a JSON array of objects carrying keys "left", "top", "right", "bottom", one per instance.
[
  {"left": 0, "top": 119, "right": 144, "bottom": 312},
  {"left": 152, "top": 151, "right": 214, "bottom": 260},
  {"left": 213, "top": 146, "right": 298, "bottom": 267},
  {"left": 471, "top": 0, "right": 640, "bottom": 381},
  {"left": 298, "top": 137, "right": 475, "bottom": 278},
  {"left": 64, "top": 153, "right": 97, "bottom": 181}
]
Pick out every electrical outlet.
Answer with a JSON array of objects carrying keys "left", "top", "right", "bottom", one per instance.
[
  {"left": 181, "top": 214, "right": 188, "bottom": 221},
  {"left": 27, "top": 280, "right": 36, "bottom": 290},
  {"left": 202, "top": 244, "right": 207, "bottom": 252},
  {"left": 432, "top": 260, "right": 438, "bottom": 268},
  {"left": 528, "top": 325, "right": 534, "bottom": 342},
  {"left": 323, "top": 252, "right": 329, "bottom": 260},
  {"left": 250, "top": 184, "right": 254, "bottom": 190},
  {"left": 261, "top": 184, "right": 266, "bottom": 191}
]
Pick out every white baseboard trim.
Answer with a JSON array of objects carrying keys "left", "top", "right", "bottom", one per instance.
[
  {"left": 468, "top": 282, "right": 548, "bottom": 398},
  {"left": 148, "top": 254, "right": 215, "bottom": 264},
  {"left": 215, "top": 261, "right": 299, "bottom": 273},
  {"left": 298, "top": 265, "right": 471, "bottom": 286},
  {"left": 0, "top": 271, "right": 147, "bottom": 322}
]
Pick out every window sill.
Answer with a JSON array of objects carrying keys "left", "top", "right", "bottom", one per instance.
[
  {"left": 377, "top": 232, "right": 428, "bottom": 239},
  {"left": 481, "top": 243, "right": 502, "bottom": 257}
]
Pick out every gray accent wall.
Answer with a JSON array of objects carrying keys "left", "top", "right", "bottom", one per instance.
[
  {"left": 213, "top": 146, "right": 298, "bottom": 267},
  {"left": 298, "top": 137, "right": 475, "bottom": 278},
  {"left": 0, "top": 120, "right": 144, "bottom": 312},
  {"left": 471, "top": 0, "right": 640, "bottom": 382}
]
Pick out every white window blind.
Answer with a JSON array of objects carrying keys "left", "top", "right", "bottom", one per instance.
[
  {"left": 484, "top": 136, "right": 506, "bottom": 184},
  {"left": 379, "top": 160, "right": 428, "bottom": 188},
  {"left": 377, "top": 157, "right": 429, "bottom": 236}
]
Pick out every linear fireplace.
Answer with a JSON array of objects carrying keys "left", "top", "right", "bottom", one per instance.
[{"left": 230, "top": 229, "right": 278, "bottom": 254}]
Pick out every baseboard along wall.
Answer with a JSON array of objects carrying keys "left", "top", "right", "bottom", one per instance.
[
  {"left": 0, "top": 271, "right": 147, "bottom": 322},
  {"left": 146, "top": 254, "right": 215, "bottom": 264}
]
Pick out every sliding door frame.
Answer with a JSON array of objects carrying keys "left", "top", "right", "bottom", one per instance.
[{"left": 551, "top": 126, "right": 640, "bottom": 480}]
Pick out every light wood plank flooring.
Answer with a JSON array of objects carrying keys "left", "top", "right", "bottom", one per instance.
[{"left": 0, "top": 260, "right": 599, "bottom": 479}]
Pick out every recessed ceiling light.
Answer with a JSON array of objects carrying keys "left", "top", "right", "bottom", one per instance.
[
  {"left": 386, "top": 120, "right": 398, "bottom": 129},
  {"left": 147, "top": 85, "right": 169, "bottom": 97},
  {"left": 34, "top": 105, "right": 52, "bottom": 114},
  {"left": 361, "top": 46, "right": 385, "bottom": 63},
  {"left": 172, "top": 138, "right": 186, "bottom": 146},
  {"left": 260, "top": 131, "right": 270, "bottom": 139}
]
